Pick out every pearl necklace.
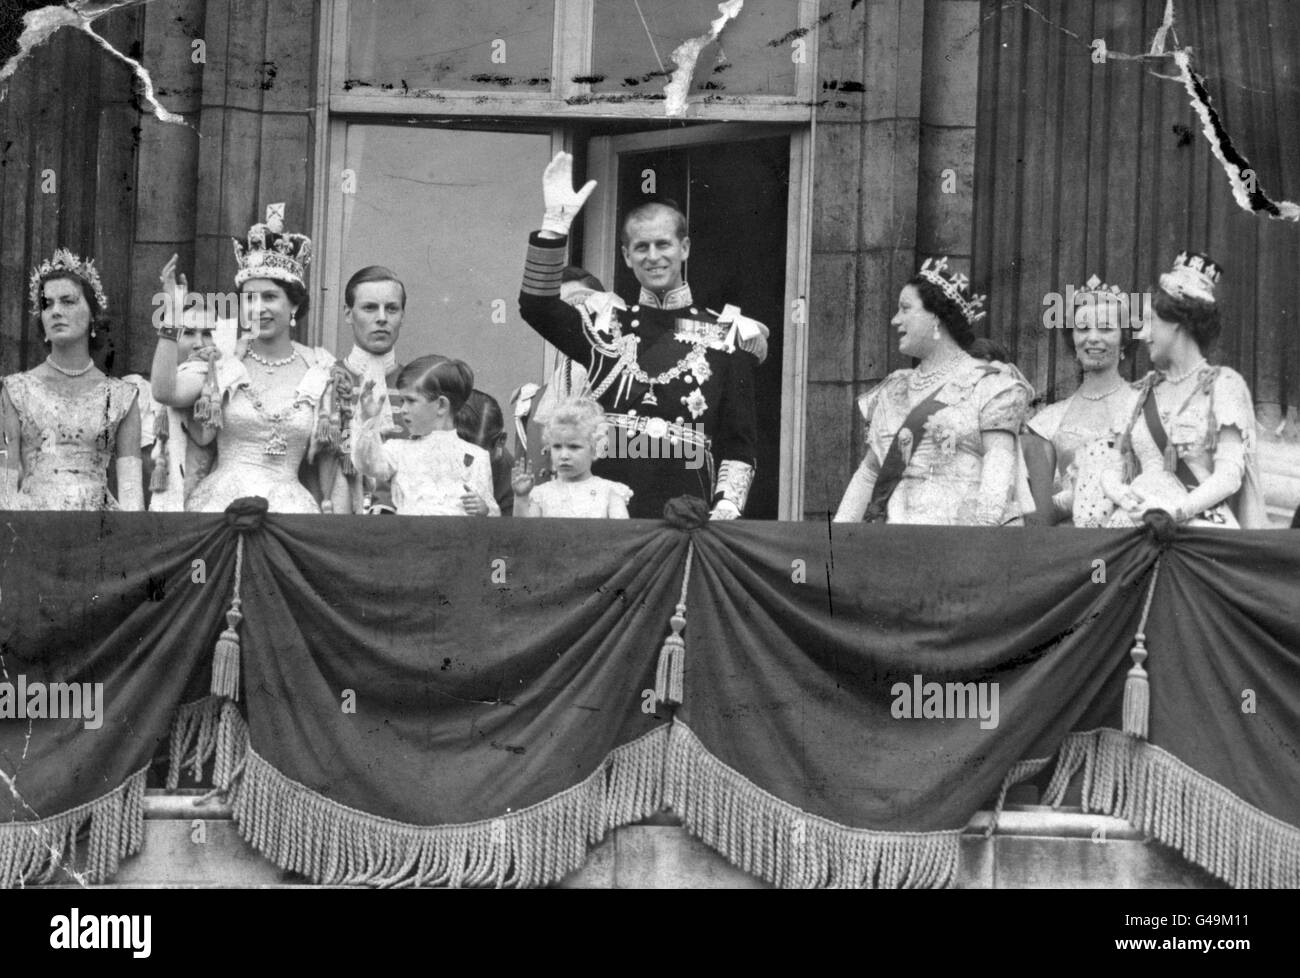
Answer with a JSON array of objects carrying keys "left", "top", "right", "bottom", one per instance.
[
  {"left": 909, "top": 352, "right": 964, "bottom": 391},
  {"left": 1163, "top": 357, "right": 1207, "bottom": 384},
  {"left": 244, "top": 347, "right": 300, "bottom": 370},
  {"left": 1079, "top": 383, "right": 1123, "bottom": 402},
  {"left": 45, "top": 356, "right": 95, "bottom": 377}
]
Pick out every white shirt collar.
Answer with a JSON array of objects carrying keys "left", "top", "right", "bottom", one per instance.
[{"left": 345, "top": 345, "right": 397, "bottom": 379}]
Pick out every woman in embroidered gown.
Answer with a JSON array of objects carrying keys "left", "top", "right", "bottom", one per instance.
[
  {"left": 150, "top": 210, "right": 339, "bottom": 513},
  {"left": 1025, "top": 277, "right": 1142, "bottom": 526},
  {"left": 833, "top": 258, "right": 1032, "bottom": 525},
  {"left": 1, "top": 249, "right": 142, "bottom": 511},
  {"left": 1105, "top": 252, "right": 1267, "bottom": 529}
]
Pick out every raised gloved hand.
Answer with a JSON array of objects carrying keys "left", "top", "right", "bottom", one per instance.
[{"left": 541, "top": 151, "right": 597, "bottom": 237}]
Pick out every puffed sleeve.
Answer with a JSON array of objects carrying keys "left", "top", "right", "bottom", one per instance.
[
  {"left": 529, "top": 480, "right": 555, "bottom": 518},
  {"left": 855, "top": 376, "right": 896, "bottom": 461},
  {"left": 1209, "top": 367, "right": 1258, "bottom": 456},
  {"left": 977, "top": 368, "right": 1031, "bottom": 435}
]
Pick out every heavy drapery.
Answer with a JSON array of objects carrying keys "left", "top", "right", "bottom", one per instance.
[{"left": 3, "top": 505, "right": 1297, "bottom": 888}]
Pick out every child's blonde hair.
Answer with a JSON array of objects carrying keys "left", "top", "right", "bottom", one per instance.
[{"left": 543, "top": 398, "right": 605, "bottom": 448}]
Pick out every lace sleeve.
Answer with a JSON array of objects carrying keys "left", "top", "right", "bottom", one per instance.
[
  {"left": 351, "top": 417, "right": 397, "bottom": 482},
  {"left": 470, "top": 449, "right": 500, "bottom": 517}
]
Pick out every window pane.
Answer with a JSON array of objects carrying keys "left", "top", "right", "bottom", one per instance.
[
  {"left": 346, "top": 0, "right": 555, "bottom": 93},
  {"left": 591, "top": 0, "right": 799, "bottom": 98},
  {"left": 335, "top": 126, "right": 553, "bottom": 417}
]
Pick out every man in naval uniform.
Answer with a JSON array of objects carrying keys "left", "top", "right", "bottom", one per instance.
[
  {"left": 518, "top": 152, "right": 763, "bottom": 519},
  {"left": 334, "top": 265, "right": 407, "bottom": 514}
]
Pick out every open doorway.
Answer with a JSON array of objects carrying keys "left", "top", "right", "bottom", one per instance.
[{"left": 585, "top": 127, "right": 794, "bottom": 520}]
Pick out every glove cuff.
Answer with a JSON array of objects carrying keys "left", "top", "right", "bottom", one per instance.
[{"left": 713, "top": 459, "right": 754, "bottom": 515}]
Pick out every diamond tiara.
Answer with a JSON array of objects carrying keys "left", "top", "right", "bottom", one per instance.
[
  {"left": 917, "top": 256, "right": 987, "bottom": 326},
  {"left": 29, "top": 248, "right": 108, "bottom": 316}
]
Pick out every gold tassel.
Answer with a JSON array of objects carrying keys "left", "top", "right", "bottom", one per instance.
[
  {"left": 655, "top": 539, "right": 695, "bottom": 707},
  {"left": 1122, "top": 633, "right": 1149, "bottom": 738},
  {"left": 1123, "top": 558, "right": 1162, "bottom": 739},
  {"left": 211, "top": 536, "right": 245, "bottom": 701},
  {"left": 655, "top": 610, "right": 686, "bottom": 706},
  {"left": 192, "top": 351, "right": 224, "bottom": 430},
  {"left": 149, "top": 410, "right": 170, "bottom": 492},
  {"left": 211, "top": 604, "right": 243, "bottom": 701},
  {"left": 148, "top": 450, "right": 169, "bottom": 492}
]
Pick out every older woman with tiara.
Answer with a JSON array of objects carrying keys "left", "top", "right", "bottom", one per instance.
[
  {"left": 151, "top": 206, "right": 341, "bottom": 513},
  {"left": 1102, "top": 252, "right": 1267, "bottom": 528},
  {"left": 1025, "top": 276, "right": 1142, "bottom": 526},
  {"left": 1, "top": 249, "right": 142, "bottom": 511},
  {"left": 833, "top": 258, "right": 1032, "bottom": 525}
]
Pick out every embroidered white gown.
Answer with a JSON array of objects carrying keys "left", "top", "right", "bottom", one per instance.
[
  {"left": 2, "top": 372, "right": 138, "bottom": 511},
  {"left": 1107, "top": 366, "right": 1268, "bottom": 529},
  {"left": 1027, "top": 387, "right": 1141, "bottom": 526},
  {"left": 849, "top": 360, "right": 1032, "bottom": 525},
  {"left": 186, "top": 344, "right": 335, "bottom": 514}
]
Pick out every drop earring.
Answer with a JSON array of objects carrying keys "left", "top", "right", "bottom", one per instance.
[
  {"left": 290, "top": 313, "right": 297, "bottom": 329},
  {"left": 932, "top": 326, "right": 941, "bottom": 342}
]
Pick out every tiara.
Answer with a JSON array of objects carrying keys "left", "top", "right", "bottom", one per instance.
[
  {"left": 917, "top": 256, "right": 986, "bottom": 325},
  {"left": 1075, "top": 274, "right": 1126, "bottom": 303},
  {"left": 1159, "top": 251, "right": 1220, "bottom": 304},
  {"left": 29, "top": 248, "right": 108, "bottom": 316},
  {"left": 233, "top": 203, "right": 312, "bottom": 288}
]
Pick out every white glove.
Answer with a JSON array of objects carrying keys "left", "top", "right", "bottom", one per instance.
[
  {"left": 710, "top": 499, "right": 741, "bottom": 520},
  {"left": 541, "top": 152, "right": 597, "bottom": 236},
  {"left": 116, "top": 456, "right": 144, "bottom": 511}
]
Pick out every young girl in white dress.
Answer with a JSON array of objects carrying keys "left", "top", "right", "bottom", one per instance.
[
  {"left": 353, "top": 356, "right": 498, "bottom": 516},
  {"left": 511, "top": 398, "right": 632, "bottom": 518}
]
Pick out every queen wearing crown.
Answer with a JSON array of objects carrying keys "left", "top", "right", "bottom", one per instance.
[
  {"left": 833, "top": 258, "right": 1032, "bottom": 525},
  {"left": 1, "top": 249, "right": 143, "bottom": 511},
  {"left": 1103, "top": 252, "right": 1267, "bottom": 528},
  {"left": 150, "top": 206, "right": 341, "bottom": 513}
]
